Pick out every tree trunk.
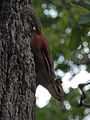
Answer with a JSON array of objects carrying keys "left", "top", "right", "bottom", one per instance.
[{"left": 0, "top": 0, "right": 36, "bottom": 120}]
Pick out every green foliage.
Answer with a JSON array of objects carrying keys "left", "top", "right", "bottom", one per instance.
[
  {"left": 79, "top": 13, "right": 90, "bottom": 25},
  {"left": 32, "top": 0, "right": 90, "bottom": 119},
  {"left": 69, "top": 25, "right": 81, "bottom": 50}
]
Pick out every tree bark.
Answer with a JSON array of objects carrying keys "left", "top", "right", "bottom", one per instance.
[{"left": 0, "top": 0, "right": 36, "bottom": 120}]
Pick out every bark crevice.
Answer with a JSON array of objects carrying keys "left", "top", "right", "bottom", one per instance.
[{"left": 0, "top": 0, "right": 36, "bottom": 120}]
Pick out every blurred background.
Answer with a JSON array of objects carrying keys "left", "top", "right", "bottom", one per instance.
[{"left": 32, "top": 0, "right": 90, "bottom": 120}]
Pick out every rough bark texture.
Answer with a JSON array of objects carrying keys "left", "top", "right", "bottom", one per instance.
[{"left": 0, "top": 0, "right": 36, "bottom": 120}]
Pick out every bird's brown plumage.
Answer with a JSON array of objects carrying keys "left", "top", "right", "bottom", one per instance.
[{"left": 31, "top": 31, "right": 65, "bottom": 109}]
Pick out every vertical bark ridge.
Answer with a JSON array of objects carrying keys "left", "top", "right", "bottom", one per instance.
[{"left": 0, "top": 0, "right": 36, "bottom": 120}]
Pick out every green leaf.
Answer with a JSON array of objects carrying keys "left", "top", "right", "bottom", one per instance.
[
  {"left": 56, "top": 63, "right": 70, "bottom": 72},
  {"left": 68, "top": 25, "right": 81, "bottom": 50},
  {"left": 79, "top": 13, "right": 90, "bottom": 25}
]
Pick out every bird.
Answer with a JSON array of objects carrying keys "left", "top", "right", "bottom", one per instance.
[{"left": 31, "top": 21, "right": 65, "bottom": 109}]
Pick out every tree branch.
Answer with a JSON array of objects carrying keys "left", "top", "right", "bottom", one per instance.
[{"left": 79, "top": 82, "right": 90, "bottom": 108}]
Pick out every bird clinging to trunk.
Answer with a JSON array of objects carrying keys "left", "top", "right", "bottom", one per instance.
[{"left": 30, "top": 7, "right": 65, "bottom": 109}]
